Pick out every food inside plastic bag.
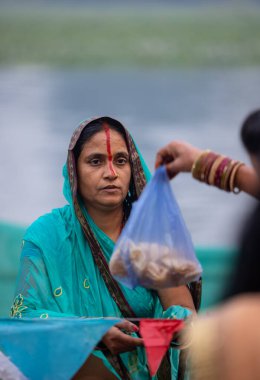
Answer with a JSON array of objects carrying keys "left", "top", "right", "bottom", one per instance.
[
  {"left": 109, "top": 166, "right": 202, "bottom": 289},
  {"left": 110, "top": 241, "right": 201, "bottom": 288}
]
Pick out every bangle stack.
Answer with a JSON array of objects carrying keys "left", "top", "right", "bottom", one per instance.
[{"left": 191, "top": 150, "right": 244, "bottom": 193}]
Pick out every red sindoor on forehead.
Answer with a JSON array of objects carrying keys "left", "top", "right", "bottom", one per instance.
[{"left": 103, "top": 122, "right": 117, "bottom": 176}]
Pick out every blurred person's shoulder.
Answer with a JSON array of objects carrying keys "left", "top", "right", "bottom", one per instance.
[{"left": 188, "top": 295, "right": 260, "bottom": 380}]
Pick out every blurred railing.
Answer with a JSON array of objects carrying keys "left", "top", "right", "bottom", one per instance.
[
  {"left": 0, "top": 222, "right": 26, "bottom": 317},
  {"left": 0, "top": 221, "right": 237, "bottom": 317},
  {"left": 195, "top": 246, "right": 237, "bottom": 310}
]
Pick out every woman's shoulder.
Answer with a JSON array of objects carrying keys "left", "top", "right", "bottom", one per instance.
[
  {"left": 24, "top": 205, "right": 72, "bottom": 245},
  {"left": 28, "top": 205, "right": 70, "bottom": 228}
]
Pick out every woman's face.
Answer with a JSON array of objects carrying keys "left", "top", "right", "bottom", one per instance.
[{"left": 77, "top": 129, "right": 131, "bottom": 212}]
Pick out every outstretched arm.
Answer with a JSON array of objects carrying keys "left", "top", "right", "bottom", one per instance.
[
  {"left": 235, "top": 164, "right": 260, "bottom": 198},
  {"left": 155, "top": 140, "right": 260, "bottom": 198}
]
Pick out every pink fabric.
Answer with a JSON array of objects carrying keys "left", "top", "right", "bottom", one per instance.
[{"left": 139, "top": 319, "right": 184, "bottom": 376}]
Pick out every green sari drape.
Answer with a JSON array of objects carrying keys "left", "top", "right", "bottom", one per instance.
[{"left": 11, "top": 117, "right": 192, "bottom": 379}]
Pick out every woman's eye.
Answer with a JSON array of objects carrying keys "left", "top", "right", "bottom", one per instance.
[
  {"left": 90, "top": 159, "right": 101, "bottom": 166},
  {"left": 116, "top": 157, "right": 127, "bottom": 165}
]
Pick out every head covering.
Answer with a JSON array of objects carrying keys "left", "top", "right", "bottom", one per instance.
[{"left": 64, "top": 117, "right": 152, "bottom": 318}]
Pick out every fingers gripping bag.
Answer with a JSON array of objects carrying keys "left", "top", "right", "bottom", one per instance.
[{"left": 109, "top": 166, "right": 202, "bottom": 289}]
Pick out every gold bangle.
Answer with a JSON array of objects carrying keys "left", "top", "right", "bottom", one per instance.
[
  {"left": 198, "top": 153, "right": 216, "bottom": 182},
  {"left": 219, "top": 158, "right": 232, "bottom": 190},
  {"left": 222, "top": 160, "right": 235, "bottom": 191},
  {"left": 192, "top": 150, "right": 211, "bottom": 180},
  {"left": 208, "top": 156, "right": 224, "bottom": 186},
  {"left": 229, "top": 162, "right": 244, "bottom": 194}
]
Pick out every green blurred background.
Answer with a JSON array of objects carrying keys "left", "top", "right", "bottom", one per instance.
[{"left": 1, "top": 6, "right": 260, "bottom": 68}]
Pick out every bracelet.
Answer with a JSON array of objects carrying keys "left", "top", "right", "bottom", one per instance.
[
  {"left": 204, "top": 153, "right": 219, "bottom": 184},
  {"left": 208, "top": 156, "right": 225, "bottom": 186},
  {"left": 191, "top": 150, "right": 211, "bottom": 180},
  {"left": 191, "top": 149, "right": 244, "bottom": 194},
  {"left": 229, "top": 162, "right": 244, "bottom": 194},
  {"left": 214, "top": 157, "right": 231, "bottom": 188},
  {"left": 222, "top": 159, "right": 235, "bottom": 191}
]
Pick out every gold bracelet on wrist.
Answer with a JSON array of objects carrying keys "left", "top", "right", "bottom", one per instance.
[
  {"left": 229, "top": 162, "right": 244, "bottom": 194},
  {"left": 191, "top": 150, "right": 211, "bottom": 180}
]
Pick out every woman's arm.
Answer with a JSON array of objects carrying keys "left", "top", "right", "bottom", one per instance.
[
  {"left": 155, "top": 140, "right": 260, "bottom": 198},
  {"left": 235, "top": 164, "right": 260, "bottom": 198},
  {"left": 157, "top": 285, "right": 195, "bottom": 313}
]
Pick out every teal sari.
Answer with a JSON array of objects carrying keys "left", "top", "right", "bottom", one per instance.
[{"left": 11, "top": 117, "right": 194, "bottom": 379}]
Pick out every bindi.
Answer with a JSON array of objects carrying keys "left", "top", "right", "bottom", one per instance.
[{"left": 103, "top": 122, "right": 117, "bottom": 176}]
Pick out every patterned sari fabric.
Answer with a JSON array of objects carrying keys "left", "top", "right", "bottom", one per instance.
[{"left": 11, "top": 117, "right": 199, "bottom": 380}]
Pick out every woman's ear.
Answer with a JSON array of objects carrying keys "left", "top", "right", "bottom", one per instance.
[{"left": 123, "top": 178, "right": 136, "bottom": 218}]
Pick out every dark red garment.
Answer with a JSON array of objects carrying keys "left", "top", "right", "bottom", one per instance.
[{"left": 139, "top": 319, "right": 184, "bottom": 376}]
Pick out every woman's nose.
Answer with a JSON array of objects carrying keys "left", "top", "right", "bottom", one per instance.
[{"left": 104, "top": 162, "right": 118, "bottom": 179}]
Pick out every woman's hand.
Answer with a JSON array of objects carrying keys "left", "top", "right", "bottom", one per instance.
[
  {"left": 155, "top": 141, "right": 202, "bottom": 179},
  {"left": 102, "top": 320, "right": 143, "bottom": 355}
]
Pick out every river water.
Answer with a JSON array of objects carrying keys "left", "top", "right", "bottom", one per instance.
[{"left": 0, "top": 66, "right": 259, "bottom": 246}]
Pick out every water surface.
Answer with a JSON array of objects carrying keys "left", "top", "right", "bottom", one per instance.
[{"left": 0, "top": 66, "right": 258, "bottom": 246}]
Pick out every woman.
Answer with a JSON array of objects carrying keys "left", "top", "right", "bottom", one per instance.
[{"left": 11, "top": 117, "right": 199, "bottom": 380}]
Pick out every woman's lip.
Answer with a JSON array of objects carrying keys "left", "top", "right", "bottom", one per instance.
[
  {"left": 101, "top": 186, "right": 119, "bottom": 190},
  {"left": 100, "top": 187, "right": 120, "bottom": 192}
]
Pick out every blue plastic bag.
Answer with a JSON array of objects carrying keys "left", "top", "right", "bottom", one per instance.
[{"left": 110, "top": 166, "right": 202, "bottom": 289}]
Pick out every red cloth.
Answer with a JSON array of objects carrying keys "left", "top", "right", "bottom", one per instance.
[{"left": 139, "top": 318, "right": 184, "bottom": 376}]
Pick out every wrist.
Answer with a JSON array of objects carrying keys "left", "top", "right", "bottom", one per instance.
[
  {"left": 190, "top": 149, "right": 204, "bottom": 171},
  {"left": 163, "top": 305, "right": 193, "bottom": 320}
]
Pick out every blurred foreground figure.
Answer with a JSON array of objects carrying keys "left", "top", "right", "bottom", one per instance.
[
  {"left": 187, "top": 202, "right": 260, "bottom": 380},
  {"left": 188, "top": 295, "right": 260, "bottom": 380}
]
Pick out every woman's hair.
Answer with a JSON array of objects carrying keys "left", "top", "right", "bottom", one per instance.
[
  {"left": 241, "top": 109, "right": 260, "bottom": 155},
  {"left": 73, "top": 117, "right": 128, "bottom": 163},
  {"left": 225, "top": 202, "right": 260, "bottom": 299},
  {"left": 223, "top": 110, "right": 260, "bottom": 299}
]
